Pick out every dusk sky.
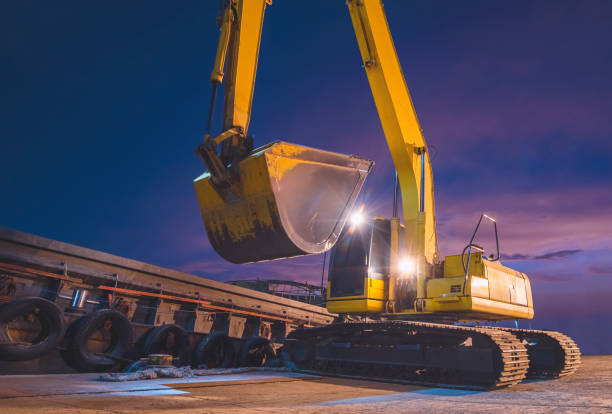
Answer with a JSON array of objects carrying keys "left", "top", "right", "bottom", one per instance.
[{"left": 2, "top": 1, "right": 611, "bottom": 354}]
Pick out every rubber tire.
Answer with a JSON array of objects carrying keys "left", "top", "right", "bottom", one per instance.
[
  {"left": 0, "top": 297, "right": 65, "bottom": 361},
  {"left": 238, "top": 336, "right": 276, "bottom": 367},
  {"left": 142, "top": 324, "right": 188, "bottom": 366},
  {"left": 65, "top": 309, "right": 133, "bottom": 372},
  {"left": 192, "top": 332, "right": 235, "bottom": 369}
]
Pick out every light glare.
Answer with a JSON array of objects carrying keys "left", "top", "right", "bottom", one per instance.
[
  {"left": 398, "top": 257, "right": 415, "bottom": 275},
  {"left": 350, "top": 211, "right": 365, "bottom": 227}
]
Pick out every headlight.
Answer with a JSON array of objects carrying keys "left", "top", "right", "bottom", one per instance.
[
  {"left": 349, "top": 210, "right": 365, "bottom": 227},
  {"left": 398, "top": 257, "right": 415, "bottom": 275}
]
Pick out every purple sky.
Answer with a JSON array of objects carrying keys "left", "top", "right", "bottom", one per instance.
[{"left": 2, "top": 1, "right": 611, "bottom": 353}]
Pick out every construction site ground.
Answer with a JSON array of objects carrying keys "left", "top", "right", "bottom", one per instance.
[{"left": 0, "top": 355, "right": 609, "bottom": 413}]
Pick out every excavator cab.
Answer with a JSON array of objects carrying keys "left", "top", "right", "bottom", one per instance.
[
  {"left": 327, "top": 217, "right": 408, "bottom": 314},
  {"left": 195, "top": 141, "right": 373, "bottom": 263}
]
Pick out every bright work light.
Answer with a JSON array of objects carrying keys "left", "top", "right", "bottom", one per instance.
[
  {"left": 350, "top": 211, "right": 365, "bottom": 227},
  {"left": 398, "top": 257, "right": 415, "bottom": 275}
]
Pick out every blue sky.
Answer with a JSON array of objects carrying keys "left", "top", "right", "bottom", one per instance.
[{"left": 2, "top": 1, "right": 611, "bottom": 353}]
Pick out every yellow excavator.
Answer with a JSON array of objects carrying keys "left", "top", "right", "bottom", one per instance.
[{"left": 194, "top": 0, "right": 580, "bottom": 388}]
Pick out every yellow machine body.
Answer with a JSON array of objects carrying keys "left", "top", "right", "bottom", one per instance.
[
  {"left": 327, "top": 253, "right": 533, "bottom": 321},
  {"left": 424, "top": 253, "right": 534, "bottom": 320},
  {"left": 195, "top": 141, "right": 372, "bottom": 263},
  {"left": 326, "top": 219, "right": 533, "bottom": 321},
  {"left": 326, "top": 277, "right": 387, "bottom": 314}
]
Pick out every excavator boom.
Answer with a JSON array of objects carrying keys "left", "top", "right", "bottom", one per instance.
[{"left": 348, "top": 0, "right": 437, "bottom": 265}]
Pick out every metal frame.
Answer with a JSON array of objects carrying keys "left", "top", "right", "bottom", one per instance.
[{"left": 461, "top": 214, "right": 500, "bottom": 295}]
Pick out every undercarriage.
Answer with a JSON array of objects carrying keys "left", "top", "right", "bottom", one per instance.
[
  {"left": 284, "top": 320, "right": 580, "bottom": 389},
  {"left": 496, "top": 327, "right": 581, "bottom": 379}
]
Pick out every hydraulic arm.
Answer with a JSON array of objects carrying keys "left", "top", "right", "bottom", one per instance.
[{"left": 197, "top": 0, "right": 268, "bottom": 187}]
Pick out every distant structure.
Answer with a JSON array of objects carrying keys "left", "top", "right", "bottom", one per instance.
[{"left": 228, "top": 279, "right": 326, "bottom": 306}]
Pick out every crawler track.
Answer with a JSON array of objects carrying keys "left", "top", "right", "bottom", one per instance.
[
  {"left": 286, "top": 320, "right": 529, "bottom": 389},
  {"left": 488, "top": 327, "right": 581, "bottom": 378}
]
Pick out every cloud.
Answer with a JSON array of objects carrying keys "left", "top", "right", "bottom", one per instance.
[
  {"left": 500, "top": 253, "right": 531, "bottom": 261},
  {"left": 587, "top": 265, "right": 612, "bottom": 276},
  {"left": 534, "top": 250, "right": 583, "bottom": 260},
  {"left": 434, "top": 187, "right": 612, "bottom": 258},
  {"left": 529, "top": 273, "right": 570, "bottom": 282}
]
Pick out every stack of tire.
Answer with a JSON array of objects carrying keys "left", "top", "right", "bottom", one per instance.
[
  {"left": 0, "top": 297, "right": 65, "bottom": 362},
  {"left": 0, "top": 297, "right": 276, "bottom": 371}
]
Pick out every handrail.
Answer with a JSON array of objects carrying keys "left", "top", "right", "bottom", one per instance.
[{"left": 461, "top": 214, "right": 501, "bottom": 295}]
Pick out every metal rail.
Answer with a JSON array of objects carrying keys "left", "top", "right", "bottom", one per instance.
[{"left": 0, "top": 227, "right": 334, "bottom": 327}]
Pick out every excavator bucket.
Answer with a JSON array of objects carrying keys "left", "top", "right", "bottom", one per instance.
[{"left": 194, "top": 141, "right": 373, "bottom": 264}]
